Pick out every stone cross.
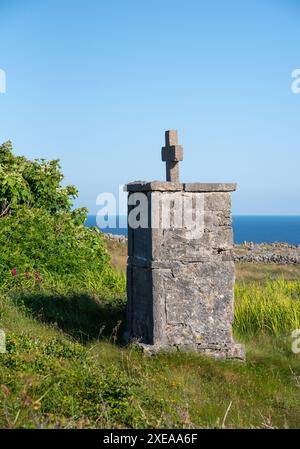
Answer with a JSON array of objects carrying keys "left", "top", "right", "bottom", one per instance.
[{"left": 161, "top": 130, "right": 183, "bottom": 182}]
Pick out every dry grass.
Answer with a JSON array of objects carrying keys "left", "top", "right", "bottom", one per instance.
[
  {"left": 106, "top": 240, "right": 127, "bottom": 271},
  {"left": 236, "top": 262, "right": 300, "bottom": 282}
]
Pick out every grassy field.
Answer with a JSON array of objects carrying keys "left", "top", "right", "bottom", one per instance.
[{"left": 0, "top": 241, "right": 300, "bottom": 429}]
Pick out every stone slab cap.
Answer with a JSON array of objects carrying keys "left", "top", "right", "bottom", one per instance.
[
  {"left": 124, "top": 181, "right": 183, "bottom": 192},
  {"left": 125, "top": 181, "right": 236, "bottom": 192},
  {"left": 184, "top": 183, "right": 237, "bottom": 192}
]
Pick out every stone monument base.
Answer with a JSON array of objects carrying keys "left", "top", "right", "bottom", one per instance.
[{"left": 124, "top": 337, "right": 245, "bottom": 360}]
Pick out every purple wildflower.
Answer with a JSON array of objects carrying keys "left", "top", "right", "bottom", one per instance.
[
  {"left": 11, "top": 267, "right": 18, "bottom": 277},
  {"left": 34, "top": 271, "right": 41, "bottom": 283}
]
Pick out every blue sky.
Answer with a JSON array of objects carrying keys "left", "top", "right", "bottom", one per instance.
[{"left": 0, "top": 0, "right": 299, "bottom": 214}]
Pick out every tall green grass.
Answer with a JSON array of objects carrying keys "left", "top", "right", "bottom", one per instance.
[{"left": 234, "top": 278, "right": 300, "bottom": 337}]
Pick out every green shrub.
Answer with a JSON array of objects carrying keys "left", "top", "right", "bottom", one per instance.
[
  {"left": 0, "top": 141, "right": 80, "bottom": 217},
  {"left": 0, "top": 141, "right": 125, "bottom": 300},
  {"left": 0, "top": 207, "right": 111, "bottom": 285}
]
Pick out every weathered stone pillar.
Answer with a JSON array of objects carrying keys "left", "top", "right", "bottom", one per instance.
[{"left": 124, "top": 131, "right": 245, "bottom": 360}]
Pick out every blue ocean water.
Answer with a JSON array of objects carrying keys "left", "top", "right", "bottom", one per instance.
[
  {"left": 232, "top": 216, "right": 300, "bottom": 244},
  {"left": 85, "top": 215, "right": 300, "bottom": 245}
]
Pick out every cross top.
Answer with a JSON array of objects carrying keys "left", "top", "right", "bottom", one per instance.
[{"left": 161, "top": 130, "right": 183, "bottom": 183}]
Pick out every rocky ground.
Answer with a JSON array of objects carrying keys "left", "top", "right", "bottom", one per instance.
[
  {"left": 233, "top": 242, "right": 300, "bottom": 265},
  {"left": 103, "top": 233, "right": 128, "bottom": 245},
  {"left": 103, "top": 233, "right": 300, "bottom": 265}
]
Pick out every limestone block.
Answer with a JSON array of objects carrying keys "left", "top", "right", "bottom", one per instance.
[{"left": 204, "top": 192, "right": 231, "bottom": 211}]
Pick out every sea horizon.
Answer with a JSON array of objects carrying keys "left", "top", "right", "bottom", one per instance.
[{"left": 85, "top": 214, "right": 300, "bottom": 245}]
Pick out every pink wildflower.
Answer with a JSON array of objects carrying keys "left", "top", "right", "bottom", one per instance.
[
  {"left": 11, "top": 267, "right": 17, "bottom": 277},
  {"left": 34, "top": 272, "right": 41, "bottom": 283}
]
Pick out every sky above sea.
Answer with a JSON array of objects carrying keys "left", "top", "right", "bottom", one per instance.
[{"left": 0, "top": 0, "right": 300, "bottom": 215}]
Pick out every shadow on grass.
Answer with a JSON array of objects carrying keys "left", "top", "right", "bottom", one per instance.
[{"left": 13, "top": 292, "right": 127, "bottom": 344}]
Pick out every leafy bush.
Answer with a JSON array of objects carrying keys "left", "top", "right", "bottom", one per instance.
[
  {"left": 0, "top": 207, "right": 110, "bottom": 284},
  {"left": 0, "top": 142, "right": 123, "bottom": 298},
  {"left": 0, "top": 141, "right": 80, "bottom": 217}
]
